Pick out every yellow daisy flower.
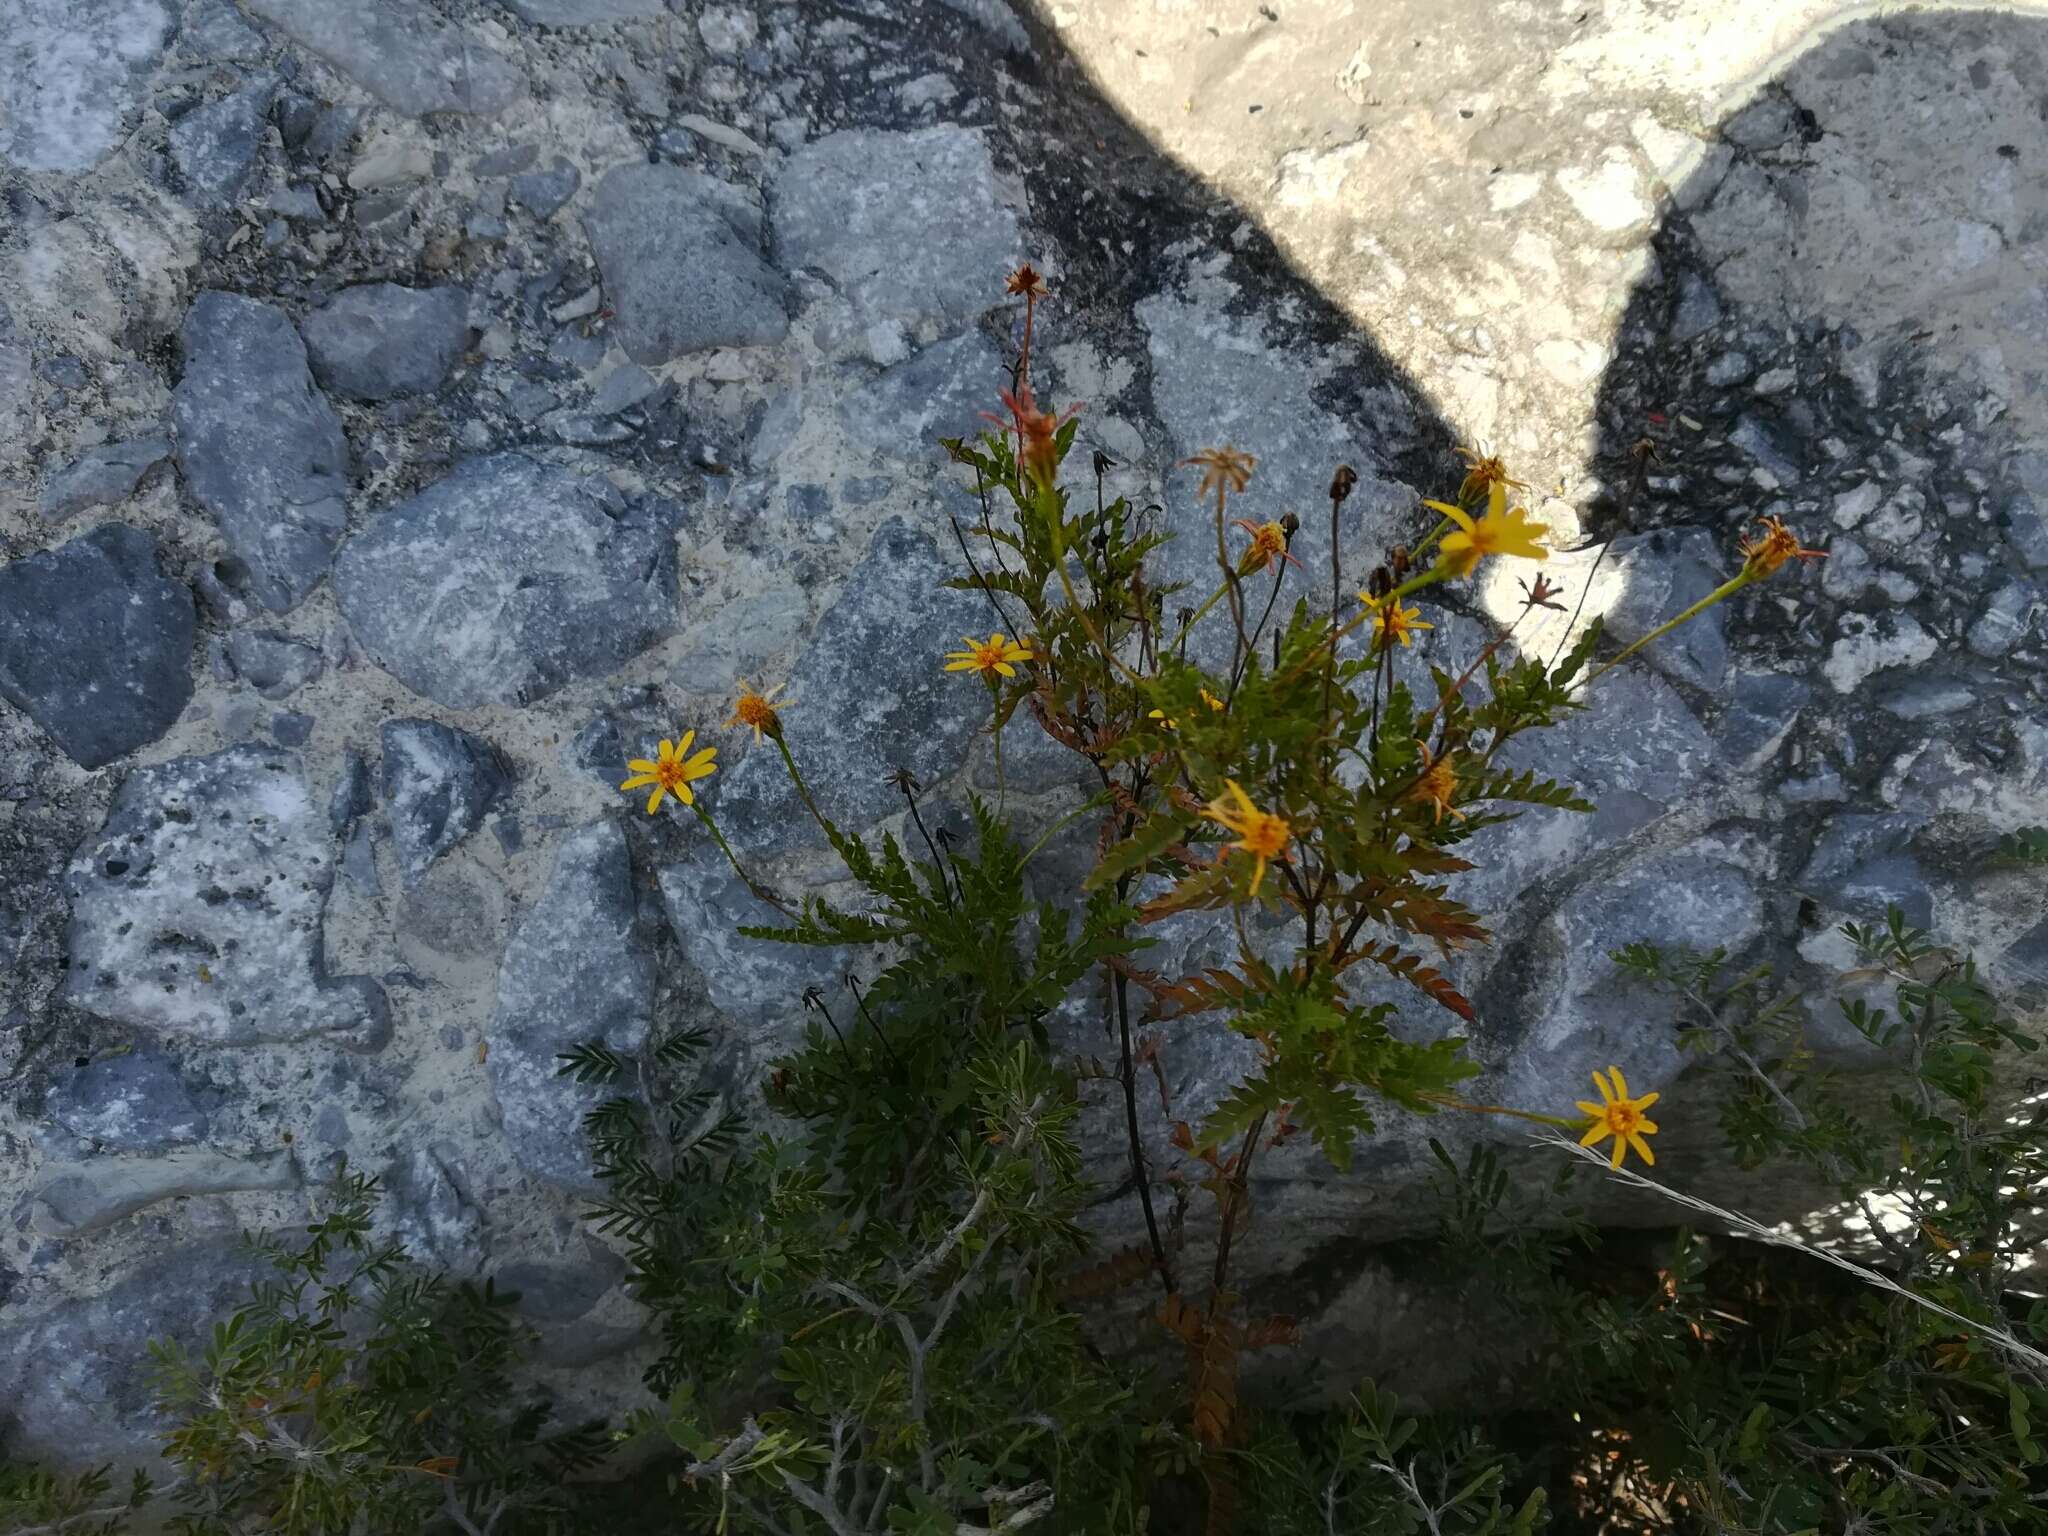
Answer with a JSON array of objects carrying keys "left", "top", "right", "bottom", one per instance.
[
  {"left": 1204, "top": 779, "right": 1292, "bottom": 896},
  {"left": 944, "top": 633, "right": 1033, "bottom": 680},
  {"left": 1199, "top": 687, "right": 1226, "bottom": 712},
  {"left": 620, "top": 731, "right": 718, "bottom": 814},
  {"left": 1576, "top": 1066, "right": 1661, "bottom": 1168},
  {"left": 1409, "top": 739, "right": 1463, "bottom": 825},
  {"left": 1361, "top": 593, "right": 1433, "bottom": 649},
  {"left": 729, "top": 679, "right": 791, "bottom": 743},
  {"left": 1425, "top": 481, "right": 1551, "bottom": 579},
  {"left": 1738, "top": 514, "right": 1826, "bottom": 579},
  {"left": 1147, "top": 708, "right": 1178, "bottom": 731},
  {"left": 1232, "top": 517, "right": 1302, "bottom": 575}
]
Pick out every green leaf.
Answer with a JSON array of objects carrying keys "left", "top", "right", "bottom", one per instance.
[{"left": 1084, "top": 808, "right": 1195, "bottom": 891}]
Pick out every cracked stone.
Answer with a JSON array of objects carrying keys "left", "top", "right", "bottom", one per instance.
[
  {"left": 240, "top": 0, "right": 525, "bottom": 117},
  {"left": 381, "top": 718, "right": 512, "bottom": 882},
  {"left": 300, "top": 284, "right": 473, "bottom": 402},
  {"left": 1966, "top": 579, "right": 2037, "bottom": 658},
  {"left": 38, "top": 437, "right": 172, "bottom": 520},
  {"left": 168, "top": 80, "right": 274, "bottom": 207},
  {"left": 41, "top": 1047, "right": 210, "bottom": 1153}
]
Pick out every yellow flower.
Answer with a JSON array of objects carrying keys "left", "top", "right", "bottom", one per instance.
[
  {"left": 621, "top": 731, "right": 718, "bottom": 814},
  {"left": 1453, "top": 445, "right": 1527, "bottom": 504},
  {"left": 1361, "top": 593, "right": 1433, "bottom": 649},
  {"left": 729, "top": 680, "right": 791, "bottom": 743},
  {"left": 1204, "top": 779, "right": 1292, "bottom": 896},
  {"left": 1738, "top": 514, "right": 1826, "bottom": 579},
  {"left": 1409, "top": 739, "right": 1463, "bottom": 825},
  {"left": 1183, "top": 446, "right": 1256, "bottom": 503},
  {"left": 1425, "top": 482, "right": 1551, "bottom": 578},
  {"left": 1147, "top": 708, "right": 1178, "bottom": 731},
  {"left": 944, "top": 632, "right": 1033, "bottom": 680},
  {"left": 1199, "top": 687, "right": 1226, "bottom": 712},
  {"left": 1576, "top": 1066, "right": 1661, "bottom": 1168}
]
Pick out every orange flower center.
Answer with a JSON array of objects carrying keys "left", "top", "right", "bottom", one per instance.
[
  {"left": 651, "top": 758, "right": 691, "bottom": 794},
  {"left": 734, "top": 694, "right": 777, "bottom": 730},
  {"left": 1603, "top": 1102, "right": 1641, "bottom": 1135},
  {"left": 1235, "top": 810, "right": 1290, "bottom": 860},
  {"left": 970, "top": 642, "right": 1006, "bottom": 672}
]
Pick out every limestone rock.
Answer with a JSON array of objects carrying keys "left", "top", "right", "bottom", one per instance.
[
  {"left": 486, "top": 820, "right": 650, "bottom": 1191},
  {"left": 492, "top": 0, "right": 670, "bottom": 22},
  {"left": 41, "top": 1047, "right": 210, "bottom": 1152},
  {"left": 2, "top": 0, "right": 172, "bottom": 173},
  {"left": 775, "top": 127, "right": 1018, "bottom": 343},
  {"left": 0, "top": 524, "right": 194, "bottom": 769},
  {"left": 225, "top": 629, "right": 324, "bottom": 698},
  {"left": 167, "top": 80, "right": 274, "bottom": 207},
  {"left": 299, "top": 283, "right": 472, "bottom": 401},
  {"left": 240, "top": 0, "right": 524, "bottom": 117},
  {"left": 333, "top": 453, "right": 680, "bottom": 709},
  {"left": 31, "top": 1149, "right": 299, "bottom": 1236},
  {"left": 38, "top": 437, "right": 172, "bottom": 520},
  {"left": 172, "top": 291, "right": 351, "bottom": 612},
  {"left": 380, "top": 718, "right": 512, "bottom": 882},
  {"left": 63, "top": 746, "right": 390, "bottom": 1047},
  {"left": 586, "top": 163, "right": 787, "bottom": 363}
]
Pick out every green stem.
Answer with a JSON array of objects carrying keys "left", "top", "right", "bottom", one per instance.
[
  {"left": 689, "top": 799, "right": 785, "bottom": 914},
  {"left": 989, "top": 681, "right": 1007, "bottom": 814},
  {"left": 1580, "top": 568, "right": 1755, "bottom": 689},
  {"left": 1184, "top": 577, "right": 1231, "bottom": 633},
  {"left": 1020, "top": 793, "right": 1108, "bottom": 866},
  {"left": 1416, "top": 1090, "right": 1582, "bottom": 1132},
  {"left": 774, "top": 734, "right": 837, "bottom": 843}
]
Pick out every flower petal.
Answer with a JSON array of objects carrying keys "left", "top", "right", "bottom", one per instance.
[
  {"left": 646, "top": 788, "right": 665, "bottom": 814},
  {"left": 1574, "top": 1101, "right": 1604, "bottom": 1118},
  {"left": 1627, "top": 1134, "right": 1654, "bottom": 1166},
  {"left": 1608, "top": 1066, "right": 1629, "bottom": 1099},
  {"left": 1609, "top": 1139, "right": 1625, "bottom": 1168},
  {"left": 1634, "top": 1091, "right": 1659, "bottom": 1110},
  {"left": 621, "top": 773, "right": 658, "bottom": 790},
  {"left": 676, "top": 729, "right": 696, "bottom": 755},
  {"left": 1578, "top": 1122, "right": 1607, "bottom": 1148},
  {"left": 1590, "top": 1070, "right": 1614, "bottom": 1105},
  {"left": 1636, "top": 1118, "right": 1659, "bottom": 1135}
]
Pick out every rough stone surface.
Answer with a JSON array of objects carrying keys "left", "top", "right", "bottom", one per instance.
[
  {"left": 41, "top": 1047, "right": 210, "bottom": 1152},
  {"left": 333, "top": 453, "right": 680, "bottom": 709},
  {"left": 62, "top": 747, "right": 390, "bottom": 1047},
  {"left": 225, "top": 629, "right": 325, "bottom": 698},
  {"left": 167, "top": 80, "right": 274, "bottom": 207},
  {"left": 172, "top": 292, "right": 352, "bottom": 613},
  {"left": 2, "top": 0, "right": 172, "bottom": 173},
  {"left": 300, "top": 284, "right": 473, "bottom": 401},
  {"left": 239, "top": 0, "right": 524, "bottom": 116},
  {"left": 486, "top": 820, "right": 650, "bottom": 1191},
  {"left": 774, "top": 126, "right": 1019, "bottom": 345},
  {"left": 586, "top": 164, "right": 787, "bottom": 363},
  {"left": 381, "top": 718, "right": 512, "bottom": 881},
  {"left": 0, "top": 524, "right": 195, "bottom": 769},
  {"left": 38, "top": 437, "right": 172, "bottom": 520},
  {"left": 492, "top": 0, "right": 669, "bottom": 21}
]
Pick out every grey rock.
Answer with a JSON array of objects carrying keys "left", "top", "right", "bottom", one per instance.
[
  {"left": 172, "top": 291, "right": 351, "bottom": 612},
  {"left": 1669, "top": 273, "right": 1723, "bottom": 341},
  {"left": 1878, "top": 675, "right": 1975, "bottom": 719},
  {"left": 587, "top": 163, "right": 787, "bottom": 363},
  {"left": 936, "top": 0, "right": 1030, "bottom": 52},
  {"left": 2006, "top": 494, "right": 2048, "bottom": 571},
  {"left": 240, "top": 0, "right": 524, "bottom": 116},
  {"left": 509, "top": 160, "right": 581, "bottom": 218},
  {"left": 333, "top": 453, "right": 681, "bottom": 709},
  {"left": 1721, "top": 95, "right": 1797, "bottom": 150},
  {"left": 270, "top": 710, "right": 314, "bottom": 747},
  {"left": 300, "top": 284, "right": 472, "bottom": 401},
  {"left": 328, "top": 748, "right": 374, "bottom": 834},
  {"left": 544, "top": 408, "right": 638, "bottom": 445},
  {"left": 225, "top": 629, "right": 324, "bottom": 698},
  {"left": 590, "top": 361, "right": 658, "bottom": 415},
  {"left": 3, "top": 0, "right": 173, "bottom": 173},
  {"left": 31, "top": 1149, "right": 298, "bottom": 1236},
  {"left": 775, "top": 127, "right": 1018, "bottom": 340},
  {"left": 1503, "top": 850, "right": 1762, "bottom": 1106},
  {"left": 38, "top": 438, "right": 169, "bottom": 524},
  {"left": 487, "top": 820, "right": 650, "bottom": 1191},
  {"left": 381, "top": 718, "right": 512, "bottom": 881},
  {"left": 713, "top": 516, "right": 986, "bottom": 843},
  {"left": 1801, "top": 813, "right": 1925, "bottom": 890},
  {"left": 1728, "top": 411, "right": 1801, "bottom": 485},
  {"left": 168, "top": 80, "right": 274, "bottom": 207},
  {"left": 38, "top": 437, "right": 171, "bottom": 519},
  {"left": 854, "top": 330, "right": 1002, "bottom": 451},
  {"left": 496, "top": 1234, "right": 625, "bottom": 1322},
  {"left": 63, "top": 746, "right": 390, "bottom": 1048},
  {"left": 388, "top": 1142, "right": 482, "bottom": 1266},
  {"left": 476, "top": 144, "right": 539, "bottom": 177},
  {"left": 183, "top": 0, "right": 270, "bottom": 62},
  {"left": 1821, "top": 536, "right": 1875, "bottom": 602},
  {"left": 43, "top": 1048, "right": 209, "bottom": 1152},
  {"left": 1704, "top": 350, "right": 1753, "bottom": 387},
  {"left": 0, "top": 524, "right": 195, "bottom": 769},
  {"left": 492, "top": 0, "right": 668, "bottom": 21},
  {"left": 1601, "top": 529, "right": 1730, "bottom": 692},
  {"left": 658, "top": 851, "right": 838, "bottom": 1058},
  {"left": 1714, "top": 671, "right": 1809, "bottom": 772},
  {"left": 1966, "top": 579, "right": 2038, "bottom": 659},
  {"left": 0, "top": 1247, "right": 261, "bottom": 1465}
]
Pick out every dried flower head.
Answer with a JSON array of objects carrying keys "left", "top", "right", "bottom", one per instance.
[
  {"left": 1576, "top": 1066, "right": 1661, "bottom": 1168},
  {"left": 621, "top": 731, "right": 718, "bottom": 814},
  {"left": 984, "top": 382, "right": 1078, "bottom": 489},
  {"left": 1738, "top": 514, "right": 1826, "bottom": 579},
  {"left": 1005, "top": 262, "right": 1050, "bottom": 299},
  {"left": 1408, "top": 739, "right": 1464, "bottom": 825},
  {"left": 729, "top": 679, "right": 790, "bottom": 743},
  {"left": 1184, "top": 446, "right": 1256, "bottom": 504},
  {"left": 1453, "top": 446, "right": 1528, "bottom": 503}
]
